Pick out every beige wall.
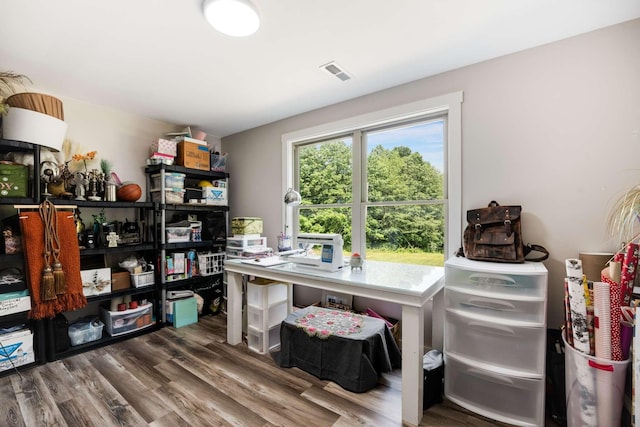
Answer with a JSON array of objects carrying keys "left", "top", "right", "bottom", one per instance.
[{"left": 222, "top": 19, "right": 640, "bottom": 330}]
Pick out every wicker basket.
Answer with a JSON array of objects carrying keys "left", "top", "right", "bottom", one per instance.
[{"left": 6, "top": 92, "right": 64, "bottom": 120}]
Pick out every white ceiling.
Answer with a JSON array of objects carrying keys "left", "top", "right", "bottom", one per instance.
[{"left": 1, "top": 0, "right": 639, "bottom": 138}]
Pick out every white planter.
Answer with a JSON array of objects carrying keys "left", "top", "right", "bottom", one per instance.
[{"left": 1, "top": 107, "right": 67, "bottom": 151}]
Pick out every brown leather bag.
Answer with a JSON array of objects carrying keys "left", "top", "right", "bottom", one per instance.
[{"left": 460, "top": 201, "right": 549, "bottom": 263}]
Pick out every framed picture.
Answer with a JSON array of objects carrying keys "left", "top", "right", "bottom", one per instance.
[
  {"left": 321, "top": 290, "right": 353, "bottom": 311},
  {"left": 80, "top": 267, "right": 112, "bottom": 296}
]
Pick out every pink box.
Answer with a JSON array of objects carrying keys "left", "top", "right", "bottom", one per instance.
[{"left": 151, "top": 138, "right": 177, "bottom": 156}]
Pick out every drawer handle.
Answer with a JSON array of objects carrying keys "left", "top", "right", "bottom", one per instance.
[
  {"left": 466, "top": 368, "right": 515, "bottom": 386},
  {"left": 464, "top": 297, "right": 516, "bottom": 312},
  {"left": 469, "top": 273, "right": 517, "bottom": 287},
  {"left": 468, "top": 321, "right": 516, "bottom": 336}
]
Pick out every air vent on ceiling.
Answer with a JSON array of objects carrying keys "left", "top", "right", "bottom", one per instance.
[{"left": 320, "top": 61, "right": 352, "bottom": 81}]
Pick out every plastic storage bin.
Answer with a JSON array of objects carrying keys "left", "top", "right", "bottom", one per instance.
[
  {"left": 564, "top": 333, "right": 630, "bottom": 427},
  {"left": 165, "top": 226, "right": 191, "bottom": 243},
  {"left": 68, "top": 318, "right": 104, "bottom": 346},
  {"left": 150, "top": 189, "right": 185, "bottom": 204},
  {"left": 445, "top": 355, "right": 544, "bottom": 426},
  {"left": 444, "top": 308, "right": 545, "bottom": 376},
  {"left": 247, "top": 280, "right": 288, "bottom": 307},
  {"left": 130, "top": 271, "right": 154, "bottom": 288},
  {"left": 198, "top": 252, "right": 225, "bottom": 276},
  {"left": 151, "top": 172, "right": 186, "bottom": 190}
]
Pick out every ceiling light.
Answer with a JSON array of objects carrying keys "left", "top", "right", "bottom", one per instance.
[{"left": 203, "top": 0, "right": 260, "bottom": 37}]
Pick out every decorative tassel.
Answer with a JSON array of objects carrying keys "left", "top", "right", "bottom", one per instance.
[
  {"left": 53, "top": 260, "right": 67, "bottom": 295},
  {"left": 41, "top": 265, "right": 56, "bottom": 301}
]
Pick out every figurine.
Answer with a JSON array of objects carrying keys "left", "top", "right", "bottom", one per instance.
[
  {"left": 350, "top": 253, "right": 364, "bottom": 270},
  {"left": 71, "top": 171, "right": 89, "bottom": 200}
]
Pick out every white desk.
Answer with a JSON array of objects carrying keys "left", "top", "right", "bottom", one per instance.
[{"left": 224, "top": 259, "right": 445, "bottom": 426}]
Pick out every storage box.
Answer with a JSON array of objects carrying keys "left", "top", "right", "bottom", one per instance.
[
  {"left": 203, "top": 186, "right": 227, "bottom": 205},
  {"left": 100, "top": 303, "right": 154, "bottom": 336},
  {"left": 176, "top": 141, "right": 210, "bottom": 171},
  {"left": 151, "top": 138, "right": 177, "bottom": 157},
  {"left": 231, "top": 217, "right": 263, "bottom": 235},
  {"left": 197, "top": 252, "right": 225, "bottom": 276},
  {"left": 150, "top": 189, "right": 185, "bottom": 204},
  {"left": 0, "top": 328, "right": 35, "bottom": 372},
  {"left": 166, "top": 226, "right": 191, "bottom": 243},
  {"left": 166, "top": 297, "right": 198, "bottom": 328},
  {"left": 227, "top": 236, "right": 267, "bottom": 249},
  {"left": 130, "top": 271, "right": 154, "bottom": 288},
  {"left": 0, "top": 289, "right": 30, "bottom": 316},
  {"left": 151, "top": 172, "right": 186, "bottom": 190},
  {"left": 68, "top": 318, "right": 104, "bottom": 346},
  {"left": 81, "top": 267, "right": 112, "bottom": 296},
  {"left": 111, "top": 271, "right": 130, "bottom": 291},
  {"left": 0, "top": 163, "right": 28, "bottom": 197}
]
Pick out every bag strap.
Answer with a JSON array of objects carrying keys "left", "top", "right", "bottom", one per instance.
[{"left": 524, "top": 244, "right": 549, "bottom": 262}]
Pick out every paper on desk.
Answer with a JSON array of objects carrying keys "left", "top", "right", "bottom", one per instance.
[{"left": 240, "top": 256, "right": 290, "bottom": 267}]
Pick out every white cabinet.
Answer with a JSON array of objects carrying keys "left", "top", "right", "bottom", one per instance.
[
  {"left": 444, "top": 257, "right": 548, "bottom": 427},
  {"left": 246, "top": 279, "right": 292, "bottom": 354}
]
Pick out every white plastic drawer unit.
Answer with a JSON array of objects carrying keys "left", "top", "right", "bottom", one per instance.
[
  {"left": 445, "top": 356, "right": 544, "bottom": 427},
  {"left": 445, "top": 287, "right": 545, "bottom": 324},
  {"left": 444, "top": 257, "right": 547, "bottom": 299},
  {"left": 445, "top": 308, "right": 545, "bottom": 376}
]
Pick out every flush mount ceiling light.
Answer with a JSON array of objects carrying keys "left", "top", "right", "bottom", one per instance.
[{"left": 203, "top": 0, "right": 260, "bottom": 37}]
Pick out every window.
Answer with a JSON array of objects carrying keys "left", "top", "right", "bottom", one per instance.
[{"left": 283, "top": 92, "right": 462, "bottom": 266}]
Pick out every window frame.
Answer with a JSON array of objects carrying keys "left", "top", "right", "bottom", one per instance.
[{"left": 282, "top": 91, "right": 463, "bottom": 260}]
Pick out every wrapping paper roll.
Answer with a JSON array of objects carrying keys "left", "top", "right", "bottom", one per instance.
[
  {"left": 564, "top": 278, "right": 574, "bottom": 347},
  {"left": 568, "top": 276, "right": 590, "bottom": 354},
  {"left": 601, "top": 270, "right": 623, "bottom": 361},
  {"left": 620, "top": 243, "right": 639, "bottom": 306},
  {"left": 593, "top": 281, "right": 612, "bottom": 359}
]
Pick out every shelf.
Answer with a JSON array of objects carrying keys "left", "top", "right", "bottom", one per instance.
[
  {"left": 80, "top": 242, "right": 155, "bottom": 256},
  {"left": 50, "top": 322, "right": 160, "bottom": 361},
  {"left": 0, "top": 311, "right": 29, "bottom": 328},
  {"left": 163, "top": 274, "right": 222, "bottom": 290},
  {"left": 46, "top": 198, "right": 154, "bottom": 209},
  {"left": 162, "top": 240, "right": 223, "bottom": 251},
  {"left": 0, "top": 139, "right": 39, "bottom": 152},
  {"left": 145, "top": 164, "right": 229, "bottom": 180},
  {"left": 157, "top": 203, "right": 229, "bottom": 212},
  {"left": 85, "top": 286, "right": 157, "bottom": 303}
]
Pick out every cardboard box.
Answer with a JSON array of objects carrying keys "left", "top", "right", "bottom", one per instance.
[
  {"left": 176, "top": 141, "right": 210, "bottom": 171},
  {"left": 151, "top": 138, "right": 177, "bottom": 157},
  {"left": 100, "top": 303, "right": 154, "bottom": 336},
  {"left": 203, "top": 186, "right": 227, "bottom": 205},
  {"left": 0, "top": 328, "right": 35, "bottom": 372},
  {"left": 0, "top": 290, "right": 30, "bottom": 316},
  {"left": 111, "top": 271, "right": 131, "bottom": 291},
  {"left": 81, "top": 267, "right": 112, "bottom": 296},
  {"left": 231, "top": 217, "right": 263, "bottom": 235}
]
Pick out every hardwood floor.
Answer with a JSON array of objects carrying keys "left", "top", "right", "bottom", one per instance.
[{"left": 0, "top": 314, "right": 555, "bottom": 426}]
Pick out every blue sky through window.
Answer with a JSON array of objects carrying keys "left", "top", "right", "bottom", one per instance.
[{"left": 367, "top": 120, "right": 444, "bottom": 172}]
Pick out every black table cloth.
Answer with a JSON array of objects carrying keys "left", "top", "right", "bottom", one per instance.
[{"left": 271, "top": 306, "right": 401, "bottom": 392}]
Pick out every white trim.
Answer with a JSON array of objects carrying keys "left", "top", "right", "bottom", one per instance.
[{"left": 282, "top": 91, "right": 464, "bottom": 259}]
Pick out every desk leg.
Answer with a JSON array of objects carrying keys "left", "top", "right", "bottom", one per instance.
[
  {"left": 431, "top": 287, "right": 444, "bottom": 351},
  {"left": 401, "top": 304, "right": 424, "bottom": 426},
  {"left": 226, "top": 271, "right": 243, "bottom": 345}
]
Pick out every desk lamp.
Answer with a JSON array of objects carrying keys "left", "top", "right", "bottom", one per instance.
[{"left": 280, "top": 188, "right": 301, "bottom": 251}]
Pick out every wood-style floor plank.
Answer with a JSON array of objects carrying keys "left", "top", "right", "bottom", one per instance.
[{"left": 0, "top": 314, "right": 557, "bottom": 426}]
